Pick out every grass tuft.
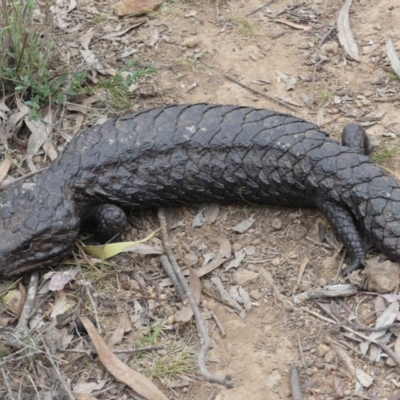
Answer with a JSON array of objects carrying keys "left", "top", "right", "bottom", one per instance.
[
  {"left": 95, "top": 60, "right": 156, "bottom": 113},
  {"left": 372, "top": 144, "right": 400, "bottom": 165}
]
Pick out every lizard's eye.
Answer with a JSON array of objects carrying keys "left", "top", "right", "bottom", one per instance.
[{"left": 21, "top": 241, "right": 33, "bottom": 252}]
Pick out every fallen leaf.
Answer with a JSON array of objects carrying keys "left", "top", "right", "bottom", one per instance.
[
  {"left": 73, "top": 379, "right": 107, "bottom": 395},
  {"left": 211, "top": 276, "right": 242, "bottom": 312},
  {"left": 355, "top": 368, "right": 373, "bottom": 388},
  {"left": 193, "top": 203, "right": 220, "bottom": 227},
  {"left": 81, "top": 317, "right": 168, "bottom": 400},
  {"left": 224, "top": 249, "right": 246, "bottom": 271},
  {"left": 337, "top": 0, "right": 359, "bottom": 61},
  {"left": 50, "top": 290, "right": 73, "bottom": 319},
  {"left": 46, "top": 267, "right": 80, "bottom": 291},
  {"left": 276, "top": 71, "right": 297, "bottom": 90},
  {"left": 108, "top": 311, "right": 132, "bottom": 349},
  {"left": 0, "top": 156, "right": 11, "bottom": 185},
  {"left": 195, "top": 236, "right": 231, "bottom": 277},
  {"left": 24, "top": 107, "right": 53, "bottom": 172},
  {"left": 386, "top": 39, "right": 400, "bottom": 78},
  {"left": 79, "top": 29, "right": 94, "bottom": 50},
  {"left": 231, "top": 215, "right": 256, "bottom": 233},
  {"left": 2, "top": 283, "right": 26, "bottom": 317},
  {"left": 83, "top": 228, "right": 161, "bottom": 259}
]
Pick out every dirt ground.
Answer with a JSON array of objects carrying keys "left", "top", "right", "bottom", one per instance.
[{"left": 2, "top": 0, "right": 400, "bottom": 399}]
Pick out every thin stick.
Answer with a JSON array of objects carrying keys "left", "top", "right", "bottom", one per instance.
[
  {"left": 60, "top": 345, "right": 164, "bottom": 355},
  {"left": 16, "top": 271, "right": 39, "bottom": 331},
  {"left": 310, "top": 26, "right": 337, "bottom": 106},
  {"left": 158, "top": 207, "right": 233, "bottom": 388},
  {"left": 199, "top": 60, "right": 297, "bottom": 112},
  {"left": 160, "top": 255, "right": 185, "bottom": 300},
  {"left": 1, "top": 366, "right": 15, "bottom": 400},
  {"left": 303, "top": 308, "right": 400, "bottom": 367},
  {"left": 211, "top": 311, "right": 226, "bottom": 337},
  {"left": 246, "top": 0, "right": 272, "bottom": 17},
  {"left": 297, "top": 334, "right": 306, "bottom": 368},
  {"left": 215, "top": 0, "right": 220, "bottom": 22},
  {"left": 290, "top": 364, "right": 303, "bottom": 400},
  {"left": 38, "top": 332, "right": 76, "bottom": 400}
]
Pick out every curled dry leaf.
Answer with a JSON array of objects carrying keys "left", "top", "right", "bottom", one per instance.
[
  {"left": 224, "top": 249, "right": 246, "bottom": 271},
  {"left": 337, "top": 0, "right": 360, "bottom": 61},
  {"left": 2, "top": 283, "right": 26, "bottom": 317},
  {"left": 24, "top": 107, "right": 53, "bottom": 172},
  {"left": 195, "top": 235, "right": 232, "bottom": 277},
  {"left": 46, "top": 267, "right": 80, "bottom": 291},
  {"left": 231, "top": 215, "right": 256, "bottom": 233},
  {"left": 50, "top": 290, "right": 73, "bottom": 319},
  {"left": 81, "top": 317, "right": 169, "bottom": 400},
  {"left": 108, "top": 311, "right": 132, "bottom": 349},
  {"left": 193, "top": 203, "right": 220, "bottom": 227},
  {"left": 211, "top": 276, "right": 242, "bottom": 312}
]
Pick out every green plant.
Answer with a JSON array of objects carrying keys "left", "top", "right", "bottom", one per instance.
[
  {"left": 372, "top": 144, "right": 400, "bottom": 165},
  {"left": 232, "top": 16, "right": 255, "bottom": 36},
  {"left": 0, "top": 0, "right": 88, "bottom": 118},
  {"left": 96, "top": 60, "right": 156, "bottom": 113},
  {"left": 130, "top": 322, "right": 196, "bottom": 381}
]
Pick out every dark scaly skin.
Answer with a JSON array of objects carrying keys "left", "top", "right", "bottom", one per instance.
[{"left": 0, "top": 104, "right": 400, "bottom": 278}]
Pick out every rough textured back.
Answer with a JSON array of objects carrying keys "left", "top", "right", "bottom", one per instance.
[
  {"left": 1, "top": 103, "right": 400, "bottom": 277},
  {"left": 56, "top": 104, "right": 368, "bottom": 208}
]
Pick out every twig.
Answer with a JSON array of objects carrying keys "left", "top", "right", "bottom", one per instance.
[
  {"left": 160, "top": 255, "right": 185, "bottom": 300},
  {"left": 215, "top": 0, "right": 220, "bottom": 23},
  {"left": 211, "top": 311, "right": 226, "bottom": 337},
  {"left": 305, "top": 235, "right": 332, "bottom": 249},
  {"left": 310, "top": 26, "right": 338, "bottom": 106},
  {"left": 158, "top": 207, "right": 233, "bottom": 388},
  {"left": 290, "top": 364, "right": 303, "bottom": 400},
  {"left": 60, "top": 345, "right": 164, "bottom": 355},
  {"left": 80, "top": 280, "right": 101, "bottom": 334},
  {"left": 303, "top": 308, "right": 400, "bottom": 367},
  {"left": 297, "top": 334, "right": 306, "bottom": 368},
  {"left": 16, "top": 271, "right": 39, "bottom": 331},
  {"left": 1, "top": 366, "right": 15, "bottom": 400},
  {"left": 38, "top": 331, "right": 76, "bottom": 400},
  {"left": 199, "top": 60, "right": 297, "bottom": 112},
  {"left": 246, "top": 0, "right": 272, "bottom": 16}
]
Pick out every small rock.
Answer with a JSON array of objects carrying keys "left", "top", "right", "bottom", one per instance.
[
  {"left": 356, "top": 368, "right": 373, "bottom": 388},
  {"left": 129, "top": 279, "right": 141, "bottom": 291},
  {"left": 320, "top": 42, "right": 339, "bottom": 55},
  {"left": 232, "top": 269, "right": 259, "bottom": 285},
  {"left": 317, "top": 344, "right": 330, "bottom": 357},
  {"left": 265, "top": 370, "right": 282, "bottom": 389},
  {"left": 306, "top": 368, "right": 314, "bottom": 376},
  {"left": 324, "top": 349, "right": 335, "bottom": 363},
  {"left": 112, "top": 0, "right": 163, "bottom": 17},
  {"left": 271, "top": 218, "right": 282, "bottom": 230},
  {"left": 250, "top": 289, "right": 262, "bottom": 300},
  {"left": 271, "top": 257, "right": 281, "bottom": 267},
  {"left": 232, "top": 242, "right": 242, "bottom": 252},
  {"left": 365, "top": 259, "right": 400, "bottom": 293},
  {"left": 182, "top": 36, "right": 200, "bottom": 48}
]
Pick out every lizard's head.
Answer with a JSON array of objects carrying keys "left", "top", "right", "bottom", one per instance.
[{"left": 0, "top": 178, "right": 80, "bottom": 278}]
